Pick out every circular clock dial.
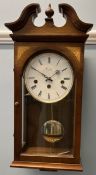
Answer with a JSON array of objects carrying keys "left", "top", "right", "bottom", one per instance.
[{"left": 24, "top": 52, "right": 74, "bottom": 103}]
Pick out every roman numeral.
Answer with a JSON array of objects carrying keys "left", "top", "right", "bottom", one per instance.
[
  {"left": 28, "top": 77, "right": 35, "bottom": 79},
  {"left": 48, "top": 93, "right": 50, "bottom": 99},
  {"left": 57, "top": 59, "right": 61, "bottom": 65},
  {"left": 64, "top": 78, "right": 70, "bottom": 80},
  {"left": 62, "top": 68, "right": 67, "bottom": 72},
  {"left": 31, "top": 85, "right": 36, "bottom": 90},
  {"left": 38, "top": 91, "right": 42, "bottom": 96},
  {"left": 48, "top": 57, "right": 51, "bottom": 63},
  {"left": 56, "top": 91, "right": 59, "bottom": 97},
  {"left": 61, "top": 85, "right": 67, "bottom": 90},
  {"left": 39, "top": 59, "right": 43, "bottom": 65}
]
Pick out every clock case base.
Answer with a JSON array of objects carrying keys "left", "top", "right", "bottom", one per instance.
[{"left": 11, "top": 161, "right": 83, "bottom": 171}]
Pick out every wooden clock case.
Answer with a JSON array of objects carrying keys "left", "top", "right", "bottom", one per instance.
[{"left": 5, "top": 3, "right": 93, "bottom": 171}]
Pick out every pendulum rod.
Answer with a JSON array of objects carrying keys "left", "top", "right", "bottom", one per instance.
[{"left": 51, "top": 103, "right": 54, "bottom": 120}]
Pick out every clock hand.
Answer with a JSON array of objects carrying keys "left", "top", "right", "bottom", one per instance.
[
  {"left": 31, "top": 66, "right": 48, "bottom": 78},
  {"left": 50, "top": 70, "right": 60, "bottom": 78},
  {"left": 45, "top": 70, "right": 60, "bottom": 81},
  {"left": 45, "top": 77, "right": 53, "bottom": 82},
  {"left": 49, "top": 68, "right": 67, "bottom": 79}
]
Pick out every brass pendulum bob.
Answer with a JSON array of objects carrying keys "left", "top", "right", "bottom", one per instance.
[{"left": 42, "top": 104, "right": 64, "bottom": 143}]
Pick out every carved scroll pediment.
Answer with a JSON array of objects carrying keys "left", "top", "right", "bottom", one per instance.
[{"left": 5, "top": 3, "right": 93, "bottom": 42}]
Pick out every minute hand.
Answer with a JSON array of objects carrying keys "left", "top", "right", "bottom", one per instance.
[{"left": 31, "top": 66, "right": 48, "bottom": 78}]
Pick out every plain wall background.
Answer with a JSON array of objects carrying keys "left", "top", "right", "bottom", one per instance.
[{"left": 0, "top": 0, "right": 96, "bottom": 175}]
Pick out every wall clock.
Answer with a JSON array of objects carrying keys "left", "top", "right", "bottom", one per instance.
[{"left": 5, "top": 3, "right": 93, "bottom": 171}]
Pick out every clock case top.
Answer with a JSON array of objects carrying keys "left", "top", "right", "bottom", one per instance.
[
  {"left": 5, "top": 3, "right": 93, "bottom": 42},
  {"left": 5, "top": 3, "right": 93, "bottom": 171}
]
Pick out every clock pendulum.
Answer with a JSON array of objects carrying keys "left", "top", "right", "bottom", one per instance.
[{"left": 42, "top": 103, "right": 64, "bottom": 143}]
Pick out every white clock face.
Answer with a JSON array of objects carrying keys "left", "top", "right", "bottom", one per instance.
[{"left": 24, "top": 52, "right": 74, "bottom": 103}]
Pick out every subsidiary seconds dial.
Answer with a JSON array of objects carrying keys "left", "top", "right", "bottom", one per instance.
[{"left": 24, "top": 52, "right": 74, "bottom": 103}]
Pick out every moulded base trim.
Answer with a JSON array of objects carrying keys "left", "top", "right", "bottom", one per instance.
[{"left": 10, "top": 161, "right": 83, "bottom": 171}]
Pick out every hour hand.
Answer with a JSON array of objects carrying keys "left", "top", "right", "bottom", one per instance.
[
  {"left": 50, "top": 70, "right": 60, "bottom": 78},
  {"left": 45, "top": 77, "right": 53, "bottom": 82}
]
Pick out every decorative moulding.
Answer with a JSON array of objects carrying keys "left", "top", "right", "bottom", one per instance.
[
  {"left": 0, "top": 30, "right": 96, "bottom": 45},
  {"left": 0, "top": 30, "right": 13, "bottom": 44}
]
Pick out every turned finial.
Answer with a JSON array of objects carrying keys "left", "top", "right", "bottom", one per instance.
[{"left": 45, "top": 4, "right": 54, "bottom": 19}]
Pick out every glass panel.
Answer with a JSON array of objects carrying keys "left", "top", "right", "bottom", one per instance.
[{"left": 22, "top": 74, "right": 75, "bottom": 158}]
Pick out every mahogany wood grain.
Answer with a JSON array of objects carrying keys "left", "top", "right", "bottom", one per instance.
[{"left": 11, "top": 161, "right": 83, "bottom": 171}]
